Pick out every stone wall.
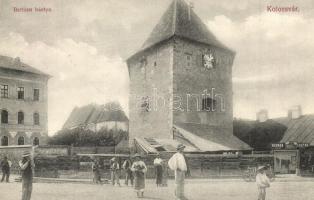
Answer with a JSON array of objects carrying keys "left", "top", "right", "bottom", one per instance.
[
  {"left": 173, "top": 37, "right": 234, "bottom": 135},
  {"left": 127, "top": 41, "right": 174, "bottom": 146}
]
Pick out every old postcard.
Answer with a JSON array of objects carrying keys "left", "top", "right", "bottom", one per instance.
[{"left": 0, "top": 0, "right": 313, "bottom": 199}]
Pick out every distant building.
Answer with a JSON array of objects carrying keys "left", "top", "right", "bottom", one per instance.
[
  {"left": 126, "top": 0, "right": 251, "bottom": 153},
  {"left": 235, "top": 105, "right": 314, "bottom": 176},
  {"left": 62, "top": 103, "right": 128, "bottom": 132},
  {"left": 0, "top": 55, "right": 50, "bottom": 146},
  {"left": 272, "top": 106, "right": 314, "bottom": 175}
]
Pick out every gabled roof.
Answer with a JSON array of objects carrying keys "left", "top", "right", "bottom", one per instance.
[
  {"left": 175, "top": 123, "right": 252, "bottom": 151},
  {"left": 133, "top": 123, "right": 252, "bottom": 154},
  {"left": 0, "top": 55, "right": 50, "bottom": 77},
  {"left": 130, "top": 0, "right": 232, "bottom": 60},
  {"left": 62, "top": 104, "right": 96, "bottom": 129},
  {"left": 62, "top": 103, "right": 128, "bottom": 130},
  {"left": 276, "top": 115, "right": 314, "bottom": 145},
  {"left": 97, "top": 107, "right": 129, "bottom": 123}
]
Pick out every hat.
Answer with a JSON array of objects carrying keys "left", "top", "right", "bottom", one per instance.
[
  {"left": 257, "top": 166, "right": 266, "bottom": 171},
  {"left": 176, "top": 144, "right": 186, "bottom": 150},
  {"left": 22, "top": 151, "right": 31, "bottom": 158},
  {"left": 133, "top": 153, "right": 141, "bottom": 158}
]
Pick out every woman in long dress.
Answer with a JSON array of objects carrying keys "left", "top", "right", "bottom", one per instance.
[
  {"left": 131, "top": 153, "right": 147, "bottom": 198},
  {"left": 153, "top": 154, "right": 163, "bottom": 187}
]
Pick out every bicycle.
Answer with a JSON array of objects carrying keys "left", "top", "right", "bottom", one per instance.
[{"left": 242, "top": 165, "right": 275, "bottom": 182}]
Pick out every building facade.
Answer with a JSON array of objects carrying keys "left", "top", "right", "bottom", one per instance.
[
  {"left": 127, "top": 0, "right": 250, "bottom": 152},
  {"left": 0, "top": 56, "right": 50, "bottom": 146}
]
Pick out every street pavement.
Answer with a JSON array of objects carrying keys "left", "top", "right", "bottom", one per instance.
[{"left": 1, "top": 177, "right": 314, "bottom": 200}]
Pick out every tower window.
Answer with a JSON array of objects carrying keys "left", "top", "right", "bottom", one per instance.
[
  {"left": 1, "top": 110, "right": 8, "bottom": 124},
  {"left": 1, "top": 85, "right": 9, "bottom": 98},
  {"left": 186, "top": 55, "right": 191, "bottom": 66},
  {"left": 18, "top": 111, "right": 24, "bottom": 124},
  {"left": 201, "top": 97, "right": 217, "bottom": 111},
  {"left": 141, "top": 96, "right": 150, "bottom": 112},
  {"left": 17, "top": 87, "right": 24, "bottom": 99},
  {"left": 33, "top": 89, "right": 40, "bottom": 101}
]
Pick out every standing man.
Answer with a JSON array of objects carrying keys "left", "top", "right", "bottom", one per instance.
[
  {"left": 153, "top": 154, "right": 163, "bottom": 187},
  {"left": 19, "top": 151, "right": 33, "bottom": 200},
  {"left": 1, "top": 156, "right": 10, "bottom": 182},
  {"left": 256, "top": 166, "right": 270, "bottom": 200},
  {"left": 168, "top": 144, "right": 188, "bottom": 200},
  {"left": 92, "top": 158, "right": 101, "bottom": 184},
  {"left": 122, "top": 156, "right": 133, "bottom": 186},
  {"left": 110, "top": 157, "right": 120, "bottom": 186}
]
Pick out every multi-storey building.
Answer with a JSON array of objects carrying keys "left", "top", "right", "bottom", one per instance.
[{"left": 0, "top": 55, "right": 50, "bottom": 146}]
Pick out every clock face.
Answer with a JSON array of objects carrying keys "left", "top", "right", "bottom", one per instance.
[{"left": 203, "top": 53, "right": 215, "bottom": 69}]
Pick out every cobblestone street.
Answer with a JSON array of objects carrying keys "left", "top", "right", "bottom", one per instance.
[{"left": 1, "top": 178, "right": 314, "bottom": 200}]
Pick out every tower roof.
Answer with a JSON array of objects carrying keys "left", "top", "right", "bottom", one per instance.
[{"left": 129, "top": 0, "right": 233, "bottom": 60}]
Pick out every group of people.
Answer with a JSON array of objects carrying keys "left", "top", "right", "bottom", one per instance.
[
  {"left": 0, "top": 146, "right": 272, "bottom": 200},
  {"left": 105, "top": 144, "right": 271, "bottom": 200},
  {"left": 90, "top": 143, "right": 189, "bottom": 199},
  {"left": 91, "top": 153, "right": 148, "bottom": 198}
]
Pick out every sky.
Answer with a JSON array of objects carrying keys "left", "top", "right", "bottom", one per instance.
[{"left": 0, "top": 0, "right": 314, "bottom": 135}]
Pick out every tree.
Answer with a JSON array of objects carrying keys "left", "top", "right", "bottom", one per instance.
[{"left": 48, "top": 127, "right": 128, "bottom": 147}]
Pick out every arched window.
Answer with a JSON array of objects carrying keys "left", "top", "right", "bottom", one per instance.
[
  {"left": 18, "top": 136, "right": 24, "bottom": 145},
  {"left": 1, "top": 110, "right": 8, "bottom": 124},
  {"left": 1, "top": 136, "right": 9, "bottom": 146},
  {"left": 18, "top": 111, "right": 24, "bottom": 124},
  {"left": 33, "top": 113, "right": 40, "bottom": 125},
  {"left": 33, "top": 137, "right": 39, "bottom": 146}
]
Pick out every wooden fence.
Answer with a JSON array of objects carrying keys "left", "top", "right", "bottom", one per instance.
[{"left": 32, "top": 153, "right": 274, "bottom": 179}]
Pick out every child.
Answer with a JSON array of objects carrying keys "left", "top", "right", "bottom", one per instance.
[{"left": 256, "top": 166, "right": 270, "bottom": 200}]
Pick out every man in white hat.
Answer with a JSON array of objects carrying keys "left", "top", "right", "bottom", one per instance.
[
  {"left": 256, "top": 165, "right": 270, "bottom": 200},
  {"left": 168, "top": 144, "right": 188, "bottom": 200},
  {"left": 19, "top": 151, "right": 33, "bottom": 200}
]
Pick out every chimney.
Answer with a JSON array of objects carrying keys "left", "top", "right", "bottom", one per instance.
[
  {"left": 288, "top": 105, "right": 302, "bottom": 119},
  {"left": 13, "top": 57, "right": 21, "bottom": 67},
  {"left": 256, "top": 109, "right": 268, "bottom": 122}
]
